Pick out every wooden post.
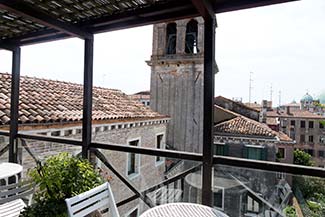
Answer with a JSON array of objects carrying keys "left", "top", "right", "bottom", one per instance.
[
  {"left": 201, "top": 16, "right": 215, "bottom": 206},
  {"left": 82, "top": 37, "right": 94, "bottom": 159},
  {"left": 9, "top": 47, "right": 21, "bottom": 163}
]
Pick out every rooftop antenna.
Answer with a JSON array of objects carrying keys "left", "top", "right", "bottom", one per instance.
[
  {"left": 278, "top": 90, "right": 281, "bottom": 107},
  {"left": 249, "top": 72, "right": 253, "bottom": 103}
]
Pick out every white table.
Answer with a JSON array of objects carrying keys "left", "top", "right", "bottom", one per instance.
[
  {"left": 0, "top": 163, "right": 23, "bottom": 185},
  {"left": 140, "top": 203, "right": 229, "bottom": 217}
]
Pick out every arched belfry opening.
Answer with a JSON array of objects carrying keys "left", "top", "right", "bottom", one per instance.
[
  {"left": 166, "top": 23, "right": 177, "bottom": 55},
  {"left": 148, "top": 17, "right": 217, "bottom": 153},
  {"left": 185, "top": 19, "right": 199, "bottom": 54}
]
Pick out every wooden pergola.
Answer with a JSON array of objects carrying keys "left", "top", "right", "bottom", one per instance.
[{"left": 2, "top": 0, "right": 323, "bottom": 208}]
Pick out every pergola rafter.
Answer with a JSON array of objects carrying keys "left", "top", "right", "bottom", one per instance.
[{"left": 0, "top": 0, "right": 92, "bottom": 39}]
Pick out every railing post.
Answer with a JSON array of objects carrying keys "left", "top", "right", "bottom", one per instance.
[
  {"left": 82, "top": 36, "right": 94, "bottom": 159},
  {"left": 9, "top": 47, "right": 21, "bottom": 163},
  {"left": 201, "top": 16, "right": 216, "bottom": 206}
]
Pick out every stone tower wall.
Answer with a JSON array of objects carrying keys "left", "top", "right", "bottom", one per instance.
[{"left": 149, "top": 17, "right": 205, "bottom": 153}]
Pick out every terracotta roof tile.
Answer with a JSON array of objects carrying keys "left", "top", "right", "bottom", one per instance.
[
  {"left": 0, "top": 73, "right": 165, "bottom": 125},
  {"left": 215, "top": 111, "right": 292, "bottom": 142},
  {"left": 215, "top": 116, "right": 276, "bottom": 138}
]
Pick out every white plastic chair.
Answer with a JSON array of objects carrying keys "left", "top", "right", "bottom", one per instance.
[
  {"left": 65, "top": 182, "right": 120, "bottom": 217},
  {"left": 0, "top": 181, "right": 34, "bottom": 217}
]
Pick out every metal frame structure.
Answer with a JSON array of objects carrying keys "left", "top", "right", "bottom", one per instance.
[{"left": 1, "top": 0, "right": 323, "bottom": 209}]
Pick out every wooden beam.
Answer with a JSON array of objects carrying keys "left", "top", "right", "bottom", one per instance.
[
  {"left": 214, "top": 0, "right": 299, "bottom": 14},
  {"left": 191, "top": 0, "right": 215, "bottom": 19},
  {"left": 80, "top": 0, "right": 198, "bottom": 34},
  {"left": 9, "top": 47, "right": 20, "bottom": 163},
  {"left": 82, "top": 37, "right": 94, "bottom": 158},
  {"left": 0, "top": 43, "right": 15, "bottom": 51},
  {"left": 201, "top": 16, "right": 216, "bottom": 206},
  {"left": 0, "top": 0, "right": 92, "bottom": 39}
]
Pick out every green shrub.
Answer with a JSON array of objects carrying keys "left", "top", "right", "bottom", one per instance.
[
  {"left": 20, "top": 152, "right": 103, "bottom": 217},
  {"left": 283, "top": 206, "right": 297, "bottom": 217}
]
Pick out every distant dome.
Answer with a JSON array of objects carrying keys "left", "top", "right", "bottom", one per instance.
[{"left": 301, "top": 93, "right": 313, "bottom": 102}]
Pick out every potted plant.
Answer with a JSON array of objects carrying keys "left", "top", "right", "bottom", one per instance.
[{"left": 20, "top": 152, "right": 103, "bottom": 217}]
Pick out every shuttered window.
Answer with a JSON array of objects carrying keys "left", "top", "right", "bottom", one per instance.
[{"left": 243, "top": 146, "right": 267, "bottom": 160}]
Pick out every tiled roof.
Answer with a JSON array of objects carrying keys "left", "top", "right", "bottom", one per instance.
[
  {"left": 266, "top": 109, "right": 324, "bottom": 119},
  {"left": 215, "top": 116, "right": 276, "bottom": 138},
  {"left": 0, "top": 73, "right": 165, "bottom": 125},
  {"left": 215, "top": 96, "right": 260, "bottom": 112},
  {"left": 276, "top": 131, "right": 292, "bottom": 142}
]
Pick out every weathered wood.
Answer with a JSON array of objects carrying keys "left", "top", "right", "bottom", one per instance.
[
  {"left": 201, "top": 16, "right": 216, "bottom": 206},
  {"left": 82, "top": 37, "right": 94, "bottom": 159},
  {"left": 9, "top": 47, "right": 20, "bottom": 163}
]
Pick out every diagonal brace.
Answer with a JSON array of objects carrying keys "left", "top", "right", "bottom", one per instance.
[{"left": 92, "top": 148, "right": 155, "bottom": 208}]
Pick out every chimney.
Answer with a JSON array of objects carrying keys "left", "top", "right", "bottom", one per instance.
[{"left": 286, "top": 106, "right": 291, "bottom": 115}]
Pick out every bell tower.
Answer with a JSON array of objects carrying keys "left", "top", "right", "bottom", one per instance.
[{"left": 147, "top": 17, "right": 217, "bottom": 152}]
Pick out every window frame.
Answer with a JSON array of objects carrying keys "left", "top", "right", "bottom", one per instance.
[
  {"left": 126, "top": 137, "right": 141, "bottom": 179},
  {"left": 155, "top": 133, "right": 165, "bottom": 166},
  {"left": 244, "top": 145, "right": 267, "bottom": 161},
  {"left": 300, "top": 120, "right": 306, "bottom": 128},
  {"left": 309, "top": 121, "right": 314, "bottom": 129},
  {"left": 277, "top": 147, "right": 286, "bottom": 159}
]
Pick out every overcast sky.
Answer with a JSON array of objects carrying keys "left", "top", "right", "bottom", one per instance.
[{"left": 0, "top": 0, "right": 324, "bottom": 106}]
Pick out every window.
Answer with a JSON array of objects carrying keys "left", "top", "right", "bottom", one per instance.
[
  {"left": 126, "top": 207, "right": 138, "bottom": 217},
  {"left": 309, "top": 121, "right": 314, "bottom": 128},
  {"left": 319, "top": 150, "right": 324, "bottom": 158},
  {"left": 320, "top": 121, "right": 324, "bottom": 129},
  {"left": 185, "top": 19, "right": 199, "bottom": 54},
  {"left": 320, "top": 136, "right": 325, "bottom": 144},
  {"left": 277, "top": 148, "right": 285, "bottom": 159},
  {"left": 243, "top": 146, "right": 267, "bottom": 160},
  {"left": 213, "top": 187, "right": 224, "bottom": 210},
  {"left": 247, "top": 195, "right": 259, "bottom": 213},
  {"left": 156, "top": 134, "right": 164, "bottom": 164},
  {"left": 289, "top": 130, "right": 295, "bottom": 140},
  {"left": 300, "top": 134, "right": 305, "bottom": 143},
  {"left": 127, "top": 139, "right": 140, "bottom": 177},
  {"left": 304, "top": 149, "right": 314, "bottom": 156},
  {"left": 309, "top": 135, "right": 314, "bottom": 143},
  {"left": 166, "top": 23, "right": 177, "bottom": 55},
  {"left": 51, "top": 131, "right": 60, "bottom": 136},
  {"left": 214, "top": 144, "right": 229, "bottom": 156},
  {"left": 301, "top": 121, "right": 305, "bottom": 128},
  {"left": 290, "top": 120, "right": 296, "bottom": 126}
]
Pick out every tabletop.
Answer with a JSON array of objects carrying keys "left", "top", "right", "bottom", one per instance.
[
  {"left": 0, "top": 163, "right": 23, "bottom": 180},
  {"left": 140, "top": 203, "right": 229, "bottom": 217}
]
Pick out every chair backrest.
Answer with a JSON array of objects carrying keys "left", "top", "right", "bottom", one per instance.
[
  {"left": 0, "top": 181, "right": 34, "bottom": 205},
  {"left": 65, "top": 182, "right": 120, "bottom": 217}
]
